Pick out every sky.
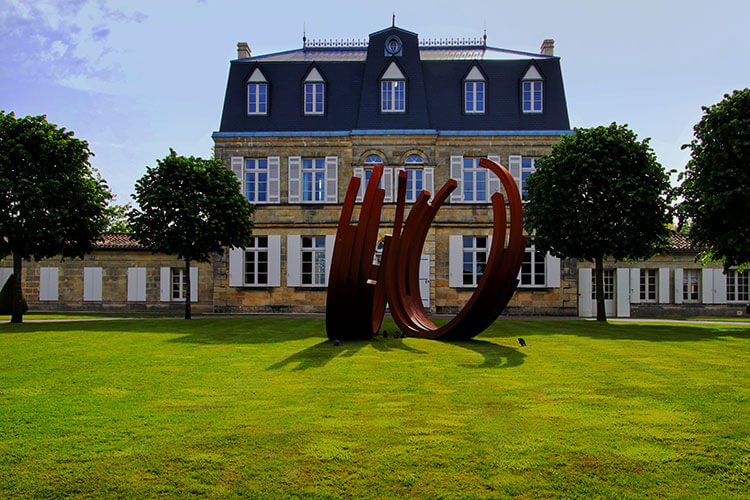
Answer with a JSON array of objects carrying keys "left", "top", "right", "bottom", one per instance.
[{"left": 1, "top": 0, "right": 748, "bottom": 205}]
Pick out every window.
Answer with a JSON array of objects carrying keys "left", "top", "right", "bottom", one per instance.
[
  {"left": 403, "top": 169, "right": 424, "bottom": 202},
  {"left": 520, "top": 158, "right": 538, "bottom": 199},
  {"left": 245, "top": 159, "right": 268, "bottom": 202},
  {"left": 247, "top": 83, "right": 267, "bottom": 115},
  {"left": 727, "top": 270, "right": 749, "bottom": 302},
  {"left": 640, "top": 269, "right": 657, "bottom": 302},
  {"left": 522, "top": 80, "right": 542, "bottom": 113},
  {"left": 302, "top": 158, "right": 326, "bottom": 202},
  {"left": 463, "top": 236, "right": 487, "bottom": 287},
  {"left": 683, "top": 269, "right": 700, "bottom": 302},
  {"left": 304, "top": 82, "right": 324, "bottom": 115},
  {"left": 172, "top": 268, "right": 187, "bottom": 301},
  {"left": 592, "top": 270, "right": 615, "bottom": 300},
  {"left": 405, "top": 155, "right": 423, "bottom": 164},
  {"left": 465, "top": 81, "right": 485, "bottom": 113},
  {"left": 520, "top": 247, "right": 546, "bottom": 287},
  {"left": 462, "top": 158, "right": 487, "bottom": 202},
  {"left": 302, "top": 236, "right": 326, "bottom": 286},
  {"left": 243, "top": 237, "right": 268, "bottom": 286},
  {"left": 381, "top": 80, "right": 405, "bottom": 112},
  {"left": 365, "top": 155, "right": 383, "bottom": 164},
  {"left": 83, "top": 267, "right": 103, "bottom": 302}
]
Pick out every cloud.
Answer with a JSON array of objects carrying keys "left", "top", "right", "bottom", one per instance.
[{"left": 0, "top": 0, "right": 146, "bottom": 86}]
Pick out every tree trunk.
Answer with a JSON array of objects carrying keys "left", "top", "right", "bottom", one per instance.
[
  {"left": 11, "top": 251, "right": 23, "bottom": 324},
  {"left": 184, "top": 258, "right": 191, "bottom": 320},
  {"left": 595, "top": 255, "right": 607, "bottom": 322}
]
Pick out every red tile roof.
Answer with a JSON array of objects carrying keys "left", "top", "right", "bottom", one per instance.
[
  {"left": 93, "top": 233, "right": 147, "bottom": 250},
  {"left": 670, "top": 233, "right": 699, "bottom": 252}
]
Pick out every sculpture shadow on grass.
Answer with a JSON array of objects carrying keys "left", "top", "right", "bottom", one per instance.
[{"left": 266, "top": 338, "right": 524, "bottom": 371}]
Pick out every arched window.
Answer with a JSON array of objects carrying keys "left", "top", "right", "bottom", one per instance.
[
  {"left": 364, "top": 155, "right": 383, "bottom": 164},
  {"left": 405, "top": 155, "right": 424, "bottom": 164}
]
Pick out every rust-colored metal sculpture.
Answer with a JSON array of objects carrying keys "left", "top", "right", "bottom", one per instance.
[{"left": 326, "top": 159, "right": 525, "bottom": 341}]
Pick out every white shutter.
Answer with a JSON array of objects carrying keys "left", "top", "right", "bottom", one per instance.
[
  {"left": 420, "top": 254, "right": 430, "bottom": 308},
  {"left": 288, "top": 156, "right": 301, "bottom": 203},
  {"left": 190, "top": 267, "right": 198, "bottom": 302},
  {"left": 545, "top": 253, "right": 561, "bottom": 288},
  {"left": 267, "top": 156, "right": 280, "bottom": 203},
  {"left": 268, "top": 235, "right": 281, "bottom": 287},
  {"left": 487, "top": 155, "right": 501, "bottom": 198},
  {"left": 286, "top": 235, "right": 301, "bottom": 287},
  {"left": 424, "top": 167, "right": 434, "bottom": 201},
  {"left": 324, "top": 235, "right": 336, "bottom": 286},
  {"left": 674, "top": 268, "right": 684, "bottom": 305},
  {"left": 382, "top": 168, "right": 393, "bottom": 202},
  {"left": 127, "top": 267, "right": 146, "bottom": 302},
  {"left": 616, "top": 268, "right": 631, "bottom": 317},
  {"left": 449, "top": 235, "right": 463, "bottom": 288},
  {"left": 450, "top": 155, "right": 463, "bottom": 203},
  {"left": 713, "top": 269, "right": 727, "bottom": 304},
  {"left": 231, "top": 156, "right": 244, "bottom": 196},
  {"left": 508, "top": 155, "right": 522, "bottom": 196},
  {"left": 578, "top": 268, "right": 593, "bottom": 317},
  {"left": 39, "top": 267, "right": 59, "bottom": 301},
  {"left": 0, "top": 268, "right": 11, "bottom": 289},
  {"left": 353, "top": 167, "right": 365, "bottom": 202},
  {"left": 228, "top": 247, "right": 244, "bottom": 287},
  {"left": 83, "top": 267, "right": 102, "bottom": 302},
  {"left": 325, "top": 156, "right": 338, "bottom": 203},
  {"left": 701, "top": 268, "right": 714, "bottom": 304},
  {"left": 658, "top": 268, "right": 670, "bottom": 304},
  {"left": 160, "top": 267, "right": 171, "bottom": 302},
  {"left": 630, "top": 268, "right": 641, "bottom": 303},
  {"left": 394, "top": 168, "right": 405, "bottom": 201}
]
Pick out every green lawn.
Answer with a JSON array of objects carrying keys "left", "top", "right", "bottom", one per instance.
[{"left": 1, "top": 318, "right": 748, "bottom": 498}]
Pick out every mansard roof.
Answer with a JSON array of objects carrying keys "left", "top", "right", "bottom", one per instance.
[{"left": 218, "top": 26, "right": 570, "bottom": 134}]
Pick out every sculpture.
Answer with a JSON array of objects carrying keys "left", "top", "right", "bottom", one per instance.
[{"left": 325, "top": 158, "right": 525, "bottom": 341}]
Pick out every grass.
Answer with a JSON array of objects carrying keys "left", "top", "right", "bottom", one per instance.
[{"left": 0, "top": 318, "right": 748, "bottom": 498}]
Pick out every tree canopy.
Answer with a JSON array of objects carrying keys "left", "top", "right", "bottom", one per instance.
[
  {"left": 0, "top": 111, "right": 112, "bottom": 322},
  {"left": 676, "top": 89, "right": 750, "bottom": 269},
  {"left": 129, "top": 150, "right": 255, "bottom": 318},
  {"left": 524, "top": 123, "right": 672, "bottom": 320},
  {"left": 103, "top": 202, "right": 133, "bottom": 233}
]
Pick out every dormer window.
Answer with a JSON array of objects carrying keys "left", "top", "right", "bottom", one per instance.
[
  {"left": 303, "top": 67, "right": 325, "bottom": 115},
  {"left": 521, "top": 65, "right": 543, "bottom": 113},
  {"left": 380, "top": 61, "right": 406, "bottom": 113},
  {"left": 464, "top": 65, "right": 485, "bottom": 114},
  {"left": 247, "top": 67, "right": 267, "bottom": 115}
]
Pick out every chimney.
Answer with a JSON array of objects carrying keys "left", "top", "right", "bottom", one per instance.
[
  {"left": 237, "top": 42, "right": 251, "bottom": 59},
  {"left": 540, "top": 39, "right": 554, "bottom": 56}
]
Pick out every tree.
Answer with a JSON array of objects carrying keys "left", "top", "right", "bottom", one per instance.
[
  {"left": 129, "top": 150, "right": 255, "bottom": 319},
  {"left": 103, "top": 201, "right": 133, "bottom": 233},
  {"left": 524, "top": 123, "right": 672, "bottom": 321},
  {"left": 676, "top": 89, "right": 750, "bottom": 269},
  {"left": 0, "top": 111, "right": 112, "bottom": 323}
]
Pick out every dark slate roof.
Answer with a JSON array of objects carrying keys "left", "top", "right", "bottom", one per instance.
[
  {"left": 93, "top": 233, "right": 146, "bottom": 250},
  {"left": 217, "top": 26, "right": 570, "bottom": 134}
]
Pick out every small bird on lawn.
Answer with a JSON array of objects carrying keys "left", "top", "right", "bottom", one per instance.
[
  {"left": 518, "top": 338, "right": 527, "bottom": 347},
  {"left": 333, "top": 339, "right": 340, "bottom": 346}
]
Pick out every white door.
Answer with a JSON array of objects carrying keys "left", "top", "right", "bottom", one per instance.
[
  {"left": 592, "top": 270, "right": 616, "bottom": 316},
  {"left": 419, "top": 254, "right": 430, "bottom": 308}
]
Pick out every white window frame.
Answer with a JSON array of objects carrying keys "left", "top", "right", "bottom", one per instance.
[
  {"left": 464, "top": 80, "right": 485, "bottom": 114},
  {"left": 640, "top": 269, "right": 657, "bottom": 302},
  {"left": 462, "top": 236, "right": 488, "bottom": 288},
  {"left": 245, "top": 158, "right": 269, "bottom": 203},
  {"left": 520, "top": 157, "right": 538, "bottom": 200},
  {"left": 519, "top": 247, "right": 546, "bottom": 288},
  {"left": 683, "top": 269, "right": 701, "bottom": 303},
  {"left": 393, "top": 167, "right": 434, "bottom": 203},
  {"left": 592, "top": 270, "right": 615, "bottom": 300},
  {"left": 727, "top": 269, "right": 749, "bottom": 302},
  {"left": 405, "top": 154, "right": 423, "bottom": 165},
  {"left": 522, "top": 80, "right": 543, "bottom": 113},
  {"left": 301, "top": 236, "right": 327, "bottom": 287},
  {"left": 301, "top": 158, "right": 326, "bottom": 202},
  {"left": 304, "top": 82, "right": 324, "bottom": 115},
  {"left": 461, "top": 158, "right": 488, "bottom": 202},
  {"left": 381, "top": 80, "right": 405, "bottom": 112},
  {"left": 247, "top": 83, "right": 267, "bottom": 115},
  {"left": 244, "top": 236, "right": 269, "bottom": 286},
  {"left": 172, "top": 268, "right": 187, "bottom": 301}
]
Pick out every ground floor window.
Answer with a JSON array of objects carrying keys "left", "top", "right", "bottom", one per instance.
[
  {"left": 520, "top": 247, "right": 545, "bottom": 287},
  {"left": 302, "top": 236, "right": 326, "bottom": 286},
  {"left": 640, "top": 269, "right": 657, "bottom": 302},
  {"left": 727, "top": 269, "right": 749, "bottom": 302},
  {"left": 592, "top": 269, "right": 615, "bottom": 300},
  {"left": 244, "top": 237, "right": 268, "bottom": 285},
  {"left": 172, "top": 268, "right": 187, "bottom": 301},
  {"left": 683, "top": 269, "right": 700, "bottom": 302},
  {"left": 463, "top": 236, "right": 487, "bottom": 286}
]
